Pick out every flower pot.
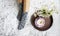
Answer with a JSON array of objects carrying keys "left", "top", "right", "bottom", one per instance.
[{"left": 30, "top": 12, "right": 53, "bottom": 31}]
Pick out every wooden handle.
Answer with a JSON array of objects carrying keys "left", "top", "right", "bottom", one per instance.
[
  {"left": 17, "top": 0, "right": 30, "bottom": 12},
  {"left": 23, "top": 0, "right": 30, "bottom": 12},
  {"left": 17, "top": 0, "right": 22, "bottom": 3}
]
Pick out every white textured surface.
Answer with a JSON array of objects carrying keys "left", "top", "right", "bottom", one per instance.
[
  {"left": 0, "top": 0, "right": 60, "bottom": 36},
  {"left": 0, "top": 0, "right": 19, "bottom": 36}
]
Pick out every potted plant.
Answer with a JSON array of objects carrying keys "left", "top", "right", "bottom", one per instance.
[{"left": 30, "top": 6, "right": 58, "bottom": 31}]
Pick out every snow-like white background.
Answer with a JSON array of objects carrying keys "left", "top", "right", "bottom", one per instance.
[{"left": 0, "top": 0, "right": 19, "bottom": 36}]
